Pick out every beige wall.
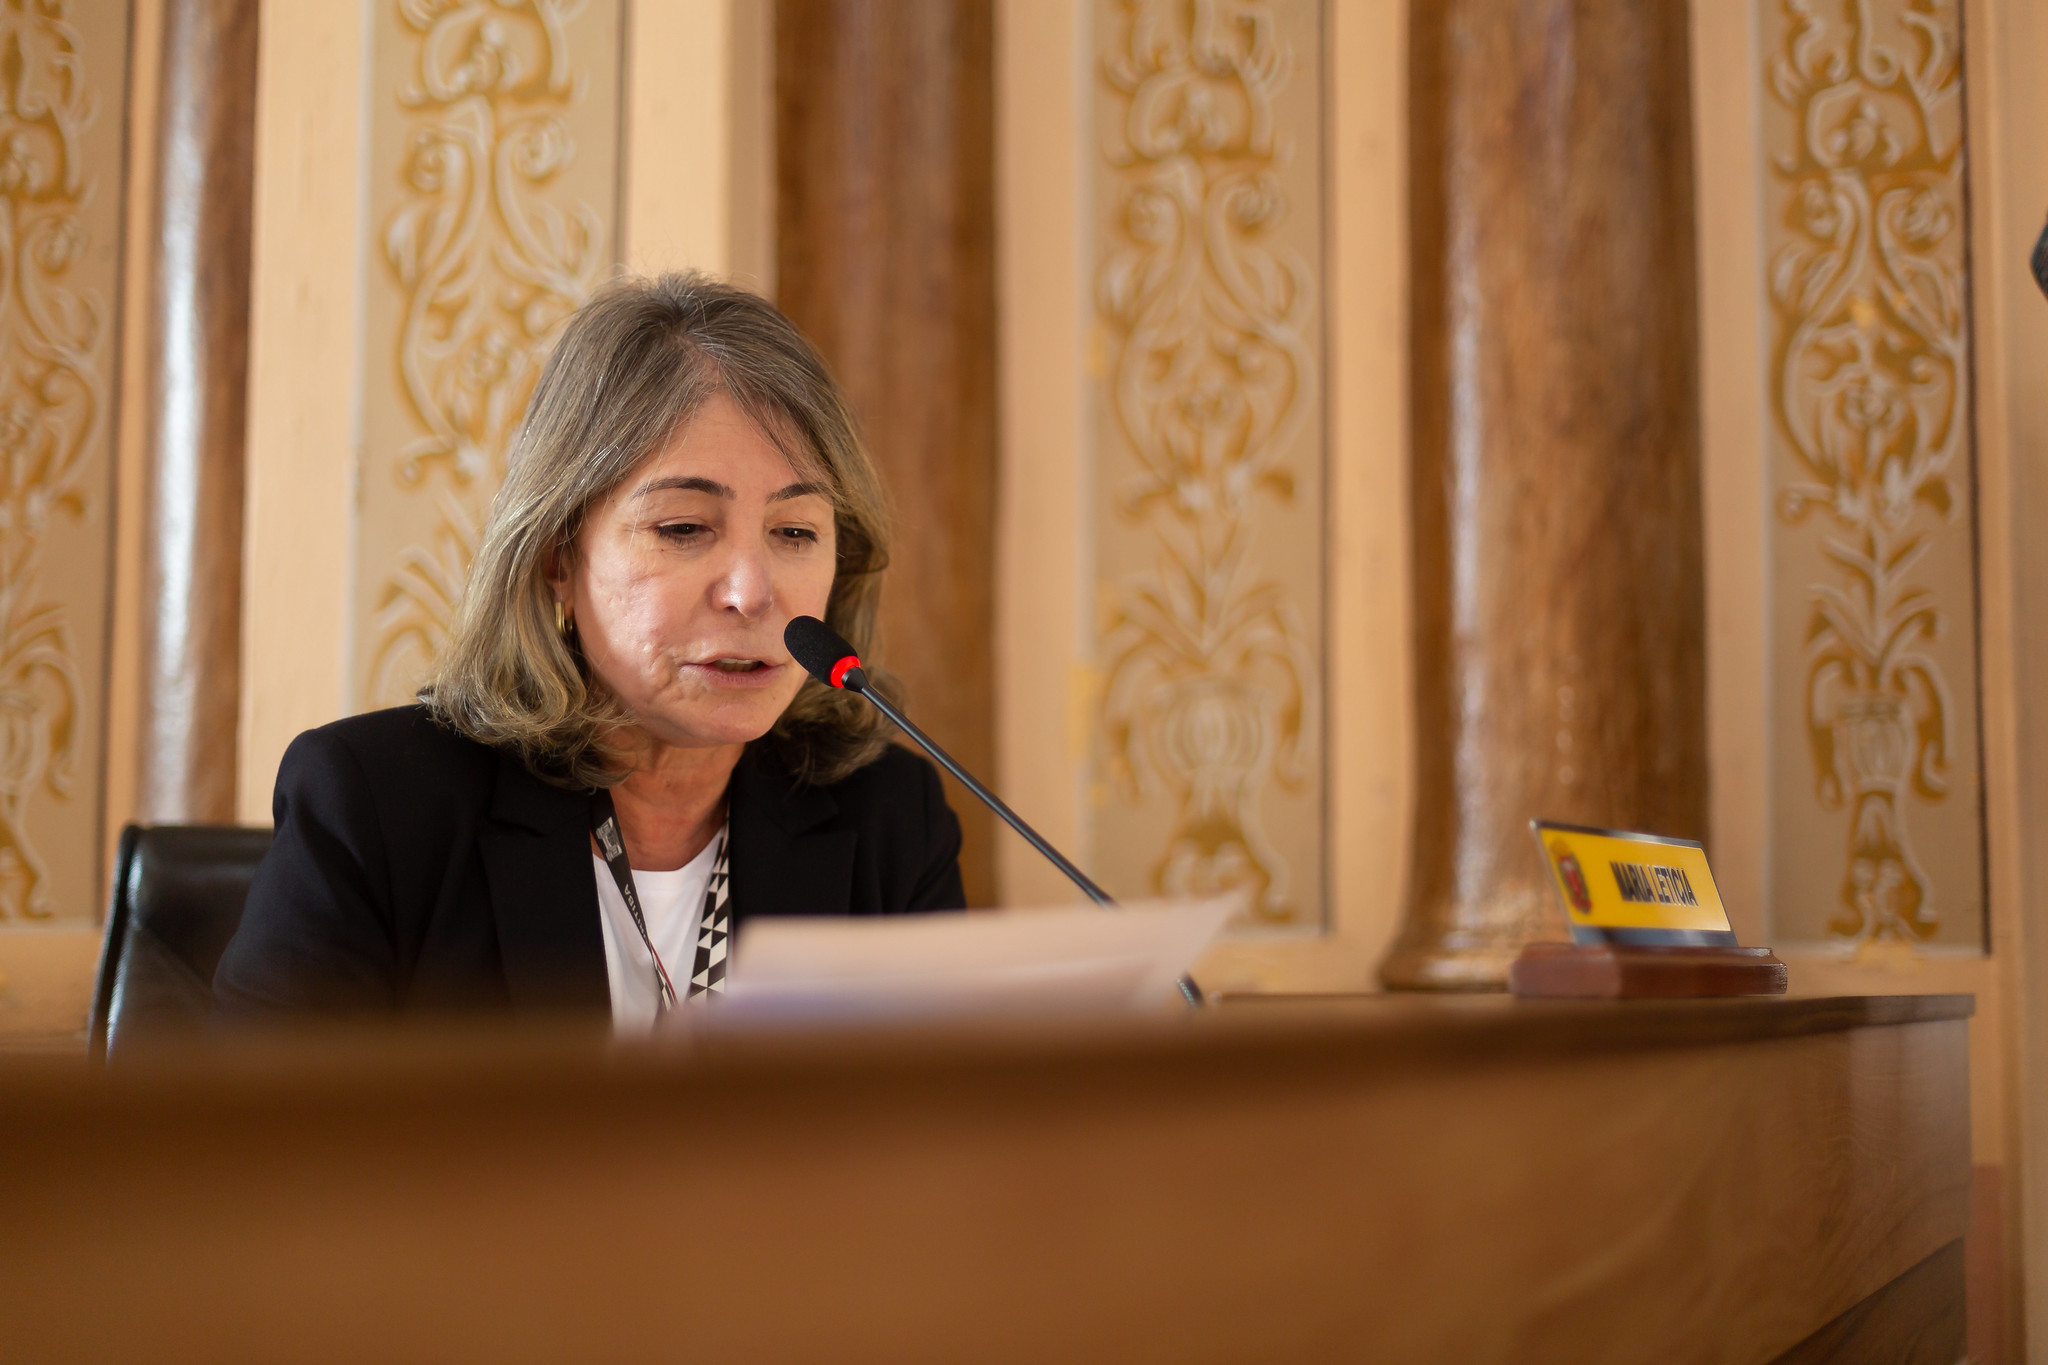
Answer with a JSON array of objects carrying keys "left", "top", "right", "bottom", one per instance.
[
  {"left": 622, "top": 0, "right": 776, "bottom": 290},
  {"left": 103, "top": 0, "right": 162, "bottom": 892},
  {"left": 1693, "top": 0, "right": 1769, "bottom": 955},
  {"left": 237, "top": 0, "right": 365, "bottom": 825}
]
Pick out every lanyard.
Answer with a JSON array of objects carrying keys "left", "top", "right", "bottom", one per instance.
[{"left": 590, "top": 788, "right": 680, "bottom": 1014}]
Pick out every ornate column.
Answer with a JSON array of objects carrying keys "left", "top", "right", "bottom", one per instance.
[
  {"left": 137, "top": 0, "right": 258, "bottom": 822},
  {"left": 775, "top": 0, "right": 998, "bottom": 904},
  {"left": 1380, "top": 0, "right": 1708, "bottom": 988}
]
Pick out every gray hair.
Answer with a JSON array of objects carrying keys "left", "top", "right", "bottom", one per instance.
[{"left": 421, "top": 272, "right": 893, "bottom": 788}]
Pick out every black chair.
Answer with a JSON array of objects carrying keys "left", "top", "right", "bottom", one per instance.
[{"left": 89, "top": 823, "right": 272, "bottom": 1059}]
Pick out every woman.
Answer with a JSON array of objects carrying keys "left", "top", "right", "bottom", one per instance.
[{"left": 214, "top": 274, "right": 965, "bottom": 1026}]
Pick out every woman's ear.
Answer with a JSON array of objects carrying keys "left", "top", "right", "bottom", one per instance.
[{"left": 543, "top": 541, "right": 573, "bottom": 599}]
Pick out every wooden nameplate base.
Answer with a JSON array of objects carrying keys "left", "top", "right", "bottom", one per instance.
[{"left": 1508, "top": 942, "right": 1788, "bottom": 999}]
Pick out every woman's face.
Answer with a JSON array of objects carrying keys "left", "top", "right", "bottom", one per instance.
[{"left": 552, "top": 392, "right": 838, "bottom": 755}]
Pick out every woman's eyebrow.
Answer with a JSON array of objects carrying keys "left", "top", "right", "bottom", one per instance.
[
  {"left": 631, "top": 477, "right": 826, "bottom": 502},
  {"left": 635, "top": 475, "right": 733, "bottom": 499}
]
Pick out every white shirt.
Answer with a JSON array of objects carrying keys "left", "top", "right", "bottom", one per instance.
[{"left": 592, "top": 824, "right": 725, "bottom": 1032}]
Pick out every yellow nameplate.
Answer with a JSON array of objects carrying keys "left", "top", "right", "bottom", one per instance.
[{"left": 1529, "top": 821, "right": 1737, "bottom": 947}]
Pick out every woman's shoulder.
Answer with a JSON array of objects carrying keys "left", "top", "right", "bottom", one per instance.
[
  {"left": 731, "top": 740, "right": 968, "bottom": 914},
  {"left": 816, "top": 743, "right": 964, "bottom": 908},
  {"left": 821, "top": 740, "right": 944, "bottom": 801},
  {"left": 279, "top": 704, "right": 501, "bottom": 804},
  {"left": 808, "top": 743, "right": 960, "bottom": 853},
  {"left": 739, "top": 737, "right": 951, "bottom": 831},
  {"left": 803, "top": 742, "right": 951, "bottom": 827}
]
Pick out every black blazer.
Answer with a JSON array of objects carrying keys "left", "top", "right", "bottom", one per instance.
[{"left": 213, "top": 706, "right": 965, "bottom": 1016}]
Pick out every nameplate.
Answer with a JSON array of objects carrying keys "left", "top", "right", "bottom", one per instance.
[{"left": 1529, "top": 821, "right": 1737, "bottom": 947}]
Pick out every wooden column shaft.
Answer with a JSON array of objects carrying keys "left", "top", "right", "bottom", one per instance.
[
  {"left": 138, "top": 0, "right": 258, "bottom": 823},
  {"left": 1384, "top": 0, "right": 1707, "bottom": 988},
  {"left": 774, "top": 0, "right": 998, "bottom": 905}
]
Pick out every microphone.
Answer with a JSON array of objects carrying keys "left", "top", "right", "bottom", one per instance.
[
  {"left": 784, "top": 615, "right": 1205, "bottom": 1007},
  {"left": 2034, "top": 215, "right": 2048, "bottom": 300}
]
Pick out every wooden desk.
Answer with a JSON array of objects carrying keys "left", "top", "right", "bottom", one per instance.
[{"left": 0, "top": 995, "right": 1969, "bottom": 1363}]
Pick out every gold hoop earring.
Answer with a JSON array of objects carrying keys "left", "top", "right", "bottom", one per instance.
[{"left": 555, "top": 599, "right": 572, "bottom": 637}]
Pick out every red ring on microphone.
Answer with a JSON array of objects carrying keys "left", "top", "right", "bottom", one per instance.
[{"left": 828, "top": 655, "right": 861, "bottom": 689}]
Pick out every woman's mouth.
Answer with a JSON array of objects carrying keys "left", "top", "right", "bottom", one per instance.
[{"left": 683, "top": 656, "right": 785, "bottom": 688}]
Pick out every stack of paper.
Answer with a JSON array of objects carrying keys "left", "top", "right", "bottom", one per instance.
[{"left": 719, "top": 897, "right": 1236, "bottom": 1020}]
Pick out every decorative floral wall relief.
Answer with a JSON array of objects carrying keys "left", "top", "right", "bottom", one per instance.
[
  {"left": 0, "top": 2, "right": 125, "bottom": 919},
  {"left": 1762, "top": 0, "right": 1985, "bottom": 946},
  {"left": 361, "top": 0, "right": 619, "bottom": 707},
  {"left": 1091, "top": 0, "right": 1325, "bottom": 928}
]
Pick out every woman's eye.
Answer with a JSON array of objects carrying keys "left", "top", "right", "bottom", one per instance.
[
  {"left": 775, "top": 526, "right": 819, "bottom": 543},
  {"left": 657, "top": 522, "right": 706, "bottom": 540}
]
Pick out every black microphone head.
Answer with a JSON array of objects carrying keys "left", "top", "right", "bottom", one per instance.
[
  {"left": 2034, "top": 216, "right": 2048, "bottom": 301},
  {"left": 784, "top": 615, "right": 864, "bottom": 689}
]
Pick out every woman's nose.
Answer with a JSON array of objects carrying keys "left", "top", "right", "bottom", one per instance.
[{"left": 712, "top": 540, "right": 774, "bottom": 618}]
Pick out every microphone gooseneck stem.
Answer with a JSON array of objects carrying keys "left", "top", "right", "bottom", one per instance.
[
  {"left": 846, "top": 673, "right": 1204, "bottom": 1007},
  {"left": 854, "top": 682, "right": 1109, "bottom": 901}
]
